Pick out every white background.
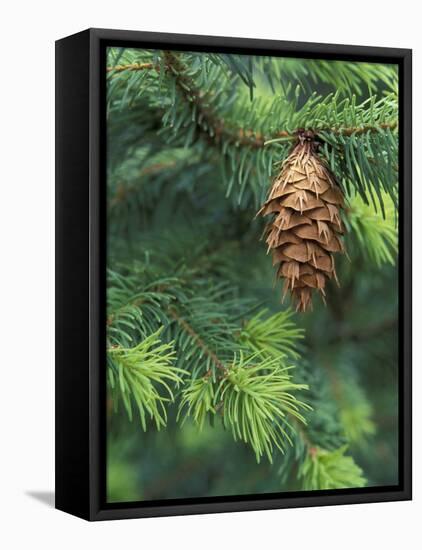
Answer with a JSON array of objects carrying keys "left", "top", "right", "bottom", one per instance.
[{"left": 0, "top": 1, "right": 419, "bottom": 548}]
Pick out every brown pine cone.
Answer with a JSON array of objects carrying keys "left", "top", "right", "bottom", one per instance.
[{"left": 257, "top": 130, "right": 346, "bottom": 312}]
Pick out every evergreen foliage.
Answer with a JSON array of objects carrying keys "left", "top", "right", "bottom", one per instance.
[
  {"left": 105, "top": 46, "right": 399, "bottom": 501},
  {"left": 298, "top": 445, "right": 366, "bottom": 490},
  {"left": 107, "top": 328, "right": 186, "bottom": 429}
]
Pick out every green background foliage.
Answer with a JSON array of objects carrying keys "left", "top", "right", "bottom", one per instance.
[{"left": 106, "top": 47, "right": 399, "bottom": 502}]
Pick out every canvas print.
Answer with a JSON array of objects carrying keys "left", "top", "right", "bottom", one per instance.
[{"left": 105, "top": 47, "right": 399, "bottom": 503}]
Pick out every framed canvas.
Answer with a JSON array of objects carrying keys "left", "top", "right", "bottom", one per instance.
[{"left": 55, "top": 28, "right": 412, "bottom": 521}]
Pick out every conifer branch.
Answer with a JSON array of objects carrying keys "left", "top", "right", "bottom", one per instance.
[
  {"left": 163, "top": 50, "right": 397, "bottom": 144},
  {"left": 161, "top": 50, "right": 266, "bottom": 148},
  {"left": 298, "top": 445, "right": 367, "bottom": 489},
  {"left": 107, "top": 282, "right": 174, "bottom": 327},
  {"left": 107, "top": 51, "right": 399, "bottom": 214},
  {"left": 107, "top": 62, "right": 155, "bottom": 73},
  {"left": 168, "top": 307, "right": 228, "bottom": 374},
  {"left": 107, "top": 56, "right": 398, "bottom": 144},
  {"left": 107, "top": 328, "right": 186, "bottom": 429}
]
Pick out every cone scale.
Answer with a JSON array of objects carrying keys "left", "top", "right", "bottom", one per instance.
[{"left": 257, "top": 130, "right": 346, "bottom": 312}]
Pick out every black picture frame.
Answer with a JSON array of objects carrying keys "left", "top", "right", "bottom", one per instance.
[{"left": 55, "top": 28, "right": 412, "bottom": 521}]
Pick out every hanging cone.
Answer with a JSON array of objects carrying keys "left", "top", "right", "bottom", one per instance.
[{"left": 257, "top": 130, "right": 346, "bottom": 312}]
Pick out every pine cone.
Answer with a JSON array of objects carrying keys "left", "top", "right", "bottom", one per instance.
[{"left": 257, "top": 130, "right": 345, "bottom": 312}]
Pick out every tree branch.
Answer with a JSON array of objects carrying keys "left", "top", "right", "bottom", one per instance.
[
  {"left": 168, "top": 307, "right": 228, "bottom": 375},
  {"left": 107, "top": 55, "right": 397, "bottom": 145},
  {"left": 107, "top": 62, "right": 155, "bottom": 73}
]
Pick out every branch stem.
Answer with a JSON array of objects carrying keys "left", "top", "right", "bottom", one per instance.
[
  {"left": 107, "top": 62, "right": 155, "bottom": 73},
  {"left": 168, "top": 307, "right": 227, "bottom": 374}
]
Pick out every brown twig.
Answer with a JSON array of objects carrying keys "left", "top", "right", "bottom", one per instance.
[
  {"left": 107, "top": 62, "right": 155, "bottom": 73},
  {"left": 168, "top": 307, "right": 227, "bottom": 374},
  {"left": 336, "top": 121, "right": 397, "bottom": 136}
]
